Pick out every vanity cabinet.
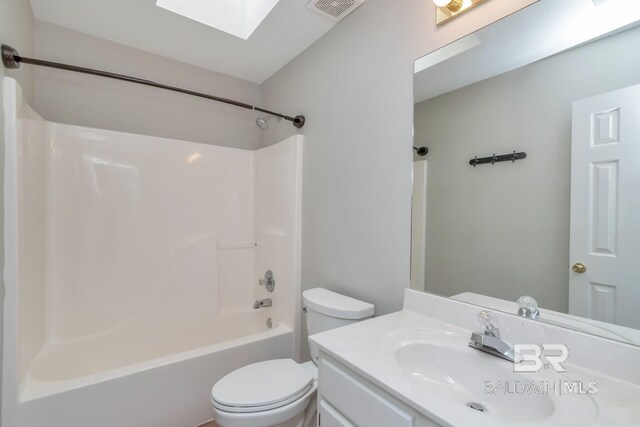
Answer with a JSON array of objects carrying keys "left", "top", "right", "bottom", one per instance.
[{"left": 317, "top": 352, "right": 440, "bottom": 427}]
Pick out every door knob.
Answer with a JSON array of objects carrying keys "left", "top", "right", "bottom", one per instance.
[{"left": 572, "top": 263, "right": 587, "bottom": 274}]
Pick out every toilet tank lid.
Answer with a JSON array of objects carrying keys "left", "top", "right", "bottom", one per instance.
[{"left": 303, "top": 288, "right": 374, "bottom": 320}]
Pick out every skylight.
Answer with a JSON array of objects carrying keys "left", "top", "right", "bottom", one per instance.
[{"left": 156, "top": 0, "right": 280, "bottom": 40}]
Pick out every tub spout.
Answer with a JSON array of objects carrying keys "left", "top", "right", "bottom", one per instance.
[{"left": 253, "top": 298, "right": 272, "bottom": 309}]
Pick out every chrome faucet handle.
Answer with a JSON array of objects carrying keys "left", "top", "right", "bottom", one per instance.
[
  {"left": 478, "top": 310, "right": 500, "bottom": 338},
  {"left": 517, "top": 295, "right": 540, "bottom": 320},
  {"left": 258, "top": 270, "right": 275, "bottom": 292},
  {"left": 470, "top": 310, "right": 523, "bottom": 364}
]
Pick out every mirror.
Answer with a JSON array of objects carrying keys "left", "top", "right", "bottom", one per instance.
[{"left": 412, "top": 0, "right": 640, "bottom": 345}]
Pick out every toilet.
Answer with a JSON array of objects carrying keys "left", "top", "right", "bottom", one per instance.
[{"left": 211, "top": 288, "right": 375, "bottom": 427}]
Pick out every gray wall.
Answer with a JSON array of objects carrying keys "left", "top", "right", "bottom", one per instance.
[
  {"left": 34, "top": 22, "right": 263, "bottom": 149},
  {"left": 414, "top": 25, "right": 640, "bottom": 312},
  {"left": 259, "top": 0, "right": 537, "bottom": 359},
  {"left": 1, "top": 0, "right": 36, "bottom": 419}
]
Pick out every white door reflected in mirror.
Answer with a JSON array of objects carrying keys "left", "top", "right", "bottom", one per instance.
[{"left": 569, "top": 84, "right": 640, "bottom": 329}]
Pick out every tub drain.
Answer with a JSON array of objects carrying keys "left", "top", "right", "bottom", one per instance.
[
  {"left": 266, "top": 317, "right": 273, "bottom": 329},
  {"left": 467, "top": 402, "right": 486, "bottom": 412}
]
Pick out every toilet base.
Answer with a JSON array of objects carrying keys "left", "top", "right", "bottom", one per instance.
[{"left": 263, "top": 396, "right": 315, "bottom": 427}]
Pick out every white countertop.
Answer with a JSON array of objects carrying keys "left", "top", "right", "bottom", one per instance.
[{"left": 310, "top": 308, "right": 640, "bottom": 427}]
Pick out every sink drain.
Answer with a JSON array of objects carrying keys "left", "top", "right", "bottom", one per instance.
[{"left": 467, "top": 402, "right": 486, "bottom": 412}]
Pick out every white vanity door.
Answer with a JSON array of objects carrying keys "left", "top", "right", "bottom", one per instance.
[
  {"left": 317, "top": 353, "right": 443, "bottom": 427},
  {"left": 318, "top": 400, "right": 355, "bottom": 427},
  {"left": 569, "top": 83, "right": 640, "bottom": 329},
  {"left": 319, "top": 357, "right": 414, "bottom": 427}
]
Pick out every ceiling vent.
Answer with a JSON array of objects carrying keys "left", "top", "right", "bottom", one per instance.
[{"left": 306, "top": 0, "right": 365, "bottom": 22}]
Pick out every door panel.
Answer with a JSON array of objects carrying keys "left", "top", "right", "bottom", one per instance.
[{"left": 570, "top": 84, "right": 640, "bottom": 329}]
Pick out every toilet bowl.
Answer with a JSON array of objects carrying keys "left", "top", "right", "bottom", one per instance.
[{"left": 211, "top": 288, "right": 374, "bottom": 427}]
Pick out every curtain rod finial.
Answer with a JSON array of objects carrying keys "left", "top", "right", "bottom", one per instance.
[
  {"left": 293, "top": 115, "right": 305, "bottom": 129},
  {"left": 2, "top": 44, "right": 21, "bottom": 69}
]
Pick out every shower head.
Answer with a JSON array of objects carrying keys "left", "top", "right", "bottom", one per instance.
[{"left": 255, "top": 116, "right": 281, "bottom": 130}]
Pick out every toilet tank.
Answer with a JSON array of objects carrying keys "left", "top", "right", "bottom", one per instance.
[{"left": 303, "top": 288, "right": 374, "bottom": 363}]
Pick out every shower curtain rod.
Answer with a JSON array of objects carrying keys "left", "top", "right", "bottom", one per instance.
[{"left": 1, "top": 44, "right": 306, "bottom": 129}]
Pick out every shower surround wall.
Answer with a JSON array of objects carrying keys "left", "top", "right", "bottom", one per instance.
[{"left": 2, "top": 78, "right": 302, "bottom": 427}]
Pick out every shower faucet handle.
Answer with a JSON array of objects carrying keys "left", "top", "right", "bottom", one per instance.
[{"left": 258, "top": 270, "right": 275, "bottom": 292}]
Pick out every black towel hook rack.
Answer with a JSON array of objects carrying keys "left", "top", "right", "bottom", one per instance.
[{"left": 470, "top": 151, "right": 526, "bottom": 167}]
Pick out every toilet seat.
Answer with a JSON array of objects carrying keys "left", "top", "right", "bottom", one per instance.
[{"left": 211, "top": 359, "right": 314, "bottom": 414}]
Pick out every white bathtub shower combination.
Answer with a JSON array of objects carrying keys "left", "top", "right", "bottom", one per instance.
[{"left": 2, "top": 78, "right": 303, "bottom": 427}]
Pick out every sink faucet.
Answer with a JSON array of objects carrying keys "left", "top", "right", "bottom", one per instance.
[
  {"left": 253, "top": 298, "right": 272, "bottom": 309},
  {"left": 469, "top": 311, "right": 522, "bottom": 363}
]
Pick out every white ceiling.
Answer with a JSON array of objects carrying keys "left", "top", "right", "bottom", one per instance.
[
  {"left": 28, "top": 0, "right": 348, "bottom": 83},
  {"left": 414, "top": 0, "right": 640, "bottom": 102}
]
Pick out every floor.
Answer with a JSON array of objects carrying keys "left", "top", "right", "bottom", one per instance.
[{"left": 197, "top": 422, "right": 219, "bottom": 427}]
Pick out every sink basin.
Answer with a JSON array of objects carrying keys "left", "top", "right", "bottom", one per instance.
[
  {"left": 380, "top": 330, "right": 598, "bottom": 424},
  {"left": 396, "top": 343, "right": 554, "bottom": 421}
]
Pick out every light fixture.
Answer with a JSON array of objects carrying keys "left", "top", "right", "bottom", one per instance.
[
  {"left": 434, "top": 0, "right": 463, "bottom": 13},
  {"left": 434, "top": 0, "right": 487, "bottom": 26}
]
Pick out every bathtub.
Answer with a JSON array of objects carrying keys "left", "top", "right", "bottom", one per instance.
[
  {"left": 20, "top": 322, "right": 293, "bottom": 427},
  {"left": 2, "top": 78, "right": 303, "bottom": 427}
]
